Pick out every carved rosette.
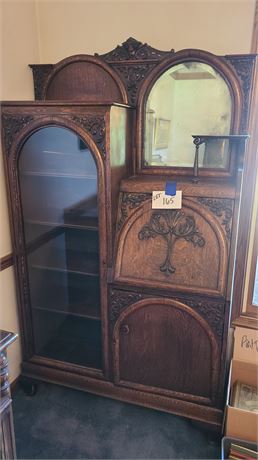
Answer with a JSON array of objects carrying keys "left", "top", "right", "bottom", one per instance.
[
  {"left": 117, "top": 192, "right": 151, "bottom": 230},
  {"left": 71, "top": 115, "right": 106, "bottom": 158},
  {"left": 138, "top": 210, "right": 205, "bottom": 276},
  {"left": 110, "top": 289, "right": 142, "bottom": 323},
  {"left": 2, "top": 114, "right": 34, "bottom": 156},
  {"left": 225, "top": 56, "right": 255, "bottom": 132},
  {"left": 97, "top": 37, "right": 174, "bottom": 62},
  {"left": 197, "top": 197, "right": 233, "bottom": 239},
  {"left": 29, "top": 64, "right": 54, "bottom": 100}
]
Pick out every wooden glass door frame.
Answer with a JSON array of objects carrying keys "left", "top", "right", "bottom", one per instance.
[{"left": 1, "top": 103, "right": 110, "bottom": 377}]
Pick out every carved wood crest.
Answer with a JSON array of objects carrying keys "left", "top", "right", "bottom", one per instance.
[
  {"left": 138, "top": 210, "right": 206, "bottom": 276},
  {"left": 71, "top": 115, "right": 106, "bottom": 158},
  {"left": 97, "top": 37, "right": 174, "bottom": 62}
]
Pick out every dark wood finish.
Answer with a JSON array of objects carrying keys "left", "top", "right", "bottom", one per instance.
[
  {"left": 0, "top": 330, "right": 18, "bottom": 460},
  {"left": 2, "top": 39, "right": 256, "bottom": 430},
  {"left": 0, "top": 254, "right": 14, "bottom": 271}
]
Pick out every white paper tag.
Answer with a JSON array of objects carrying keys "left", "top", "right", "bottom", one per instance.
[{"left": 152, "top": 191, "right": 182, "bottom": 209}]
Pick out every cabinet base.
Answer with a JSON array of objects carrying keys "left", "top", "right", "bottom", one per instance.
[{"left": 21, "top": 360, "right": 223, "bottom": 431}]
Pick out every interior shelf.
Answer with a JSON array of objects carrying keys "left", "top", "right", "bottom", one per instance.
[
  {"left": 30, "top": 249, "right": 99, "bottom": 277},
  {"left": 21, "top": 171, "right": 97, "bottom": 179},
  {"left": 33, "top": 302, "right": 101, "bottom": 321},
  {"left": 25, "top": 217, "right": 98, "bottom": 231}
]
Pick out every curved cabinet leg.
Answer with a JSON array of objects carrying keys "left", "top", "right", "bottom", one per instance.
[{"left": 19, "top": 377, "right": 39, "bottom": 396}]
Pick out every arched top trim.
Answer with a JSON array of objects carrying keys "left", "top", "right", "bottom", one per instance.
[{"left": 42, "top": 54, "right": 128, "bottom": 104}]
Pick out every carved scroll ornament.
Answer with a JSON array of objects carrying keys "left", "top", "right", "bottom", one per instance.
[
  {"left": 71, "top": 115, "right": 106, "bottom": 158},
  {"left": 198, "top": 197, "right": 233, "bottom": 239},
  {"left": 2, "top": 114, "right": 34, "bottom": 156},
  {"left": 138, "top": 210, "right": 205, "bottom": 276},
  {"left": 118, "top": 193, "right": 150, "bottom": 230}
]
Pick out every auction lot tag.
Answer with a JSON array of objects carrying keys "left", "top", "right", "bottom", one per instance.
[{"left": 152, "top": 191, "right": 182, "bottom": 209}]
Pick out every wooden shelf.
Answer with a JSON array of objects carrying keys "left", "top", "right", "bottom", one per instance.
[
  {"left": 32, "top": 301, "right": 100, "bottom": 321},
  {"left": 21, "top": 171, "right": 97, "bottom": 179},
  {"left": 25, "top": 217, "right": 98, "bottom": 231}
]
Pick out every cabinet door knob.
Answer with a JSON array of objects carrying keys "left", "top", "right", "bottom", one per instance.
[{"left": 121, "top": 324, "right": 130, "bottom": 335}]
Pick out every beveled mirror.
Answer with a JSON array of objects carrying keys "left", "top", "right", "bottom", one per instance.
[{"left": 144, "top": 61, "right": 232, "bottom": 170}]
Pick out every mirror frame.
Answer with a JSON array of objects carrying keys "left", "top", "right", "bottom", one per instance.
[{"left": 136, "top": 49, "right": 243, "bottom": 177}]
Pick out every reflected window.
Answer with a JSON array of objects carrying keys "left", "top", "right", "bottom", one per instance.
[{"left": 144, "top": 62, "right": 232, "bottom": 169}]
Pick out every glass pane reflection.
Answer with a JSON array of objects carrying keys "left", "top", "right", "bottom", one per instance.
[
  {"left": 144, "top": 62, "right": 232, "bottom": 169},
  {"left": 19, "top": 126, "right": 102, "bottom": 369}
]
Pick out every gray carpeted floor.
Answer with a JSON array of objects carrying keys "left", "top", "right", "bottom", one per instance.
[{"left": 12, "top": 382, "right": 221, "bottom": 459}]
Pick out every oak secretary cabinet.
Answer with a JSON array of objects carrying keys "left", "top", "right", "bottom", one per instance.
[{"left": 1, "top": 38, "right": 256, "bottom": 430}]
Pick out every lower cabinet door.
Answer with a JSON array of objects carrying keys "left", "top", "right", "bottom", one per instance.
[{"left": 113, "top": 297, "right": 221, "bottom": 406}]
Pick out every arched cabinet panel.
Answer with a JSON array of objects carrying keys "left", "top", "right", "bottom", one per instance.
[
  {"left": 1, "top": 102, "right": 132, "bottom": 380},
  {"left": 114, "top": 197, "right": 228, "bottom": 296},
  {"left": 113, "top": 298, "right": 220, "bottom": 404},
  {"left": 42, "top": 55, "right": 128, "bottom": 103}
]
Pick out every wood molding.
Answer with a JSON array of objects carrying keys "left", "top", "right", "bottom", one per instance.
[
  {"left": 0, "top": 254, "right": 14, "bottom": 272},
  {"left": 251, "top": 1, "right": 258, "bottom": 53},
  {"left": 231, "top": 56, "right": 258, "bottom": 324}
]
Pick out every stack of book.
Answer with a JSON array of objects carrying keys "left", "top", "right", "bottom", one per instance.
[
  {"left": 232, "top": 381, "right": 258, "bottom": 413},
  {"left": 229, "top": 443, "right": 258, "bottom": 459}
]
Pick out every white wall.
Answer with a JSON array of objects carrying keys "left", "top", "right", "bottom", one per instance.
[
  {"left": 0, "top": 0, "right": 40, "bottom": 381},
  {"left": 36, "top": 0, "right": 255, "bottom": 62},
  {"left": 0, "top": 0, "right": 256, "bottom": 381}
]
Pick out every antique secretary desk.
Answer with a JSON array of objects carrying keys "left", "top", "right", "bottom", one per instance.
[{"left": 1, "top": 38, "right": 256, "bottom": 430}]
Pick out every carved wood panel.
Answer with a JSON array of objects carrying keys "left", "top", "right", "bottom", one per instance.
[
  {"left": 109, "top": 288, "right": 226, "bottom": 342},
  {"left": 114, "top": 197, "right": 228, "bottom": 296},
  {"left": 113, "top": 297, "right": 220, "bottom": 405}
]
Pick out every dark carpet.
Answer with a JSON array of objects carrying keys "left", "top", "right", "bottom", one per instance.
[{"left": 12, "top": 382, "right": 221, "bottom": 459}]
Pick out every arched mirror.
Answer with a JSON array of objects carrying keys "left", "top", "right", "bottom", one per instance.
[
  {"left": 144, "top": 61, "right": 232, "bottom": 170},
  {"left": 19, "top": 126, "right": 102, "bottom": 369}
]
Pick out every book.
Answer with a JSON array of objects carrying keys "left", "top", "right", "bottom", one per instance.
[
  {"left": 231, "top": 381, "right": 258, "bottom": 413},
  {"left": 230, "top": 442, "right": 258, "bottom": 460}
]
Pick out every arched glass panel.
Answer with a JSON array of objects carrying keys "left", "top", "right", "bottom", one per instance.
[
  {"left": 19, "top": 126, "right": 102, "bottom": 369},
  {"left": 144, "top": 62, "right": 232, "bottom": 169}
]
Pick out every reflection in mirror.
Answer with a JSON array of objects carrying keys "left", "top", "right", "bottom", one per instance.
[{"left": 144, "top": 62, "right": 232, "bottom": 169}]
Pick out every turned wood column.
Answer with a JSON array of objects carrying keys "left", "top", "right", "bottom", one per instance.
[{"left": 0, "top": 330, "right": 18, "bottom": 460}]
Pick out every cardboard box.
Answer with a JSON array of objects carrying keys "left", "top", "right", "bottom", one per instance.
[
  {"left": 221, "top": 436, "right": 257, "bottom": 460},
  {"left": 225, "top": 326, "right": 258, "bottom": 443}
]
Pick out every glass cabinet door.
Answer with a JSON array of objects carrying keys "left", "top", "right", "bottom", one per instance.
[{"left": 19, "top": 126, "right": 102, "bottom": 369}]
